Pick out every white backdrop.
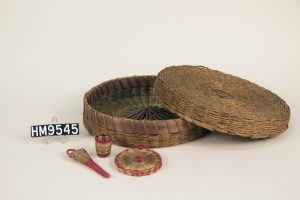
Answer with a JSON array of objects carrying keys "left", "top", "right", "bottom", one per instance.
[{"left": 0, "top": 0, "right": 299, "bottom": 200}]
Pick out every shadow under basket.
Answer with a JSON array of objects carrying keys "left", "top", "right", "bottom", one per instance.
[{"left": 83, "top": 76, "right": 209, "bottom": 148}]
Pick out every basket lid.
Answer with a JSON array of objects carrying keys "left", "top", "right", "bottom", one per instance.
[
  {"left": 153, "top": 65, "right": 290, "bottom": 138},
  {"left": 115, "top": 144, "right": 162, "bottom": 176}
]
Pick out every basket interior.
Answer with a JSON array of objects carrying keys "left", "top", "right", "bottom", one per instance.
[{"left": 90, "top": 84, "right": 179, "bottom": 120}]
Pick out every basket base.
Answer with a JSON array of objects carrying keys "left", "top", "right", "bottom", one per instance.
[{"left": 83, "top": 117, "right": 209, "bottom": 148}]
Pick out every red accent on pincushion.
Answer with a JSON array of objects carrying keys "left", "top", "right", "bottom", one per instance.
[
  {"left": 133, "top": 156, "right": 145, "bottom": 163},
  {"left": 136, "top": 144, "right": 145, "bottom": 149}
]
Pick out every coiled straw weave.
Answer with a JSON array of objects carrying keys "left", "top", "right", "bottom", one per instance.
[
  {"left": 115, "top": 145, "right": 162, "bottom": 176},
  {"left": 154, "top": 65, "right": 290, "bottom": 139}
]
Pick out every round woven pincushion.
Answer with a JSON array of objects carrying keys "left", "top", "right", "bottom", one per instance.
[
  {"left": 154, "top": 65, "right": 290, "bottom": 138},
  {"left": 115, "top": 145, "right": 162, "bottom": 176},
  {"left": 83, "top": 76, "right": 208, "bottom": 148}
]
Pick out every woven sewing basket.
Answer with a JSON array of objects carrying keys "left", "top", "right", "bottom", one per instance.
[
  {"left": 84, "top": 65, "right": 290, "bottom": 147},
  {"left": 83, "top": 75, "right": 209, "bottom": 148}
]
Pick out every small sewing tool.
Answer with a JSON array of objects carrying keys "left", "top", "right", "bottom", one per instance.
[{"left": 66, "top": 148, "right": 110, "bottom": 178}]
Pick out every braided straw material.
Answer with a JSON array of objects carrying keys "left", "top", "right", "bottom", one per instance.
[
  {"left": 154, "top": 65, "right": 290, "bottom": 139},
  {"left": 67, "top": 149, "right": 91, "bottom": 164},
  {"left": 115, "top": 145, "right": 162, "bottom": 176},
  {"left": 95, "top": 134, "right": 112, "bottom": 157},
  {"left": 83, "top": 76, "right": 209, "bottom": 148}
]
